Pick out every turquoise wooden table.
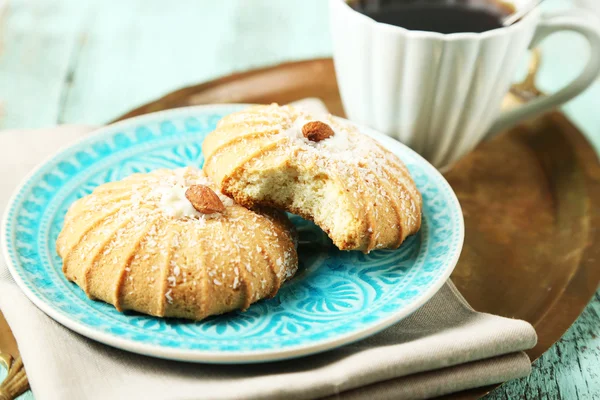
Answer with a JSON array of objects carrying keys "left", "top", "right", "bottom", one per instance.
[{"left": 0, "top": 0, "right": 599, "bottom": 398}]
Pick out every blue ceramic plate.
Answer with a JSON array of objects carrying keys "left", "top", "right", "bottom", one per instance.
[{"left": 1, "top": 105, "right": 463, "bottom": 363}]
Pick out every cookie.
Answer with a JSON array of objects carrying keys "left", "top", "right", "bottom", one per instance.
[
  {"left": 202, "top": 104, "right": 422, "bottom": 253},
  {"left": 56, "top": 167, "right": 298, "bottom": 321}
]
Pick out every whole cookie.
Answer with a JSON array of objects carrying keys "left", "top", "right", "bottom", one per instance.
[
  {"left": 56, "top": 167, "right": 298, "bottom": 321},
  {"left": 202, "top": 104, "right": 422, "bottom": 253}
]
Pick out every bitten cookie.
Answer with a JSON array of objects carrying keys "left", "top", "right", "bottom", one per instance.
[
  {"left": 202, "top": 104, "right": 422, "bottom": 253},
  {"left": 56, "top": 167, "right": 298, "bottom": 321}
]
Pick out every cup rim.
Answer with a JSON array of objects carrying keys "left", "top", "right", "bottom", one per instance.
[{"left": 332, "top": 0, "right": 540, "bottom": 40}]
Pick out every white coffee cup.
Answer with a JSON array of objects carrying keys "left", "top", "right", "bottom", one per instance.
[
  {"left": 574, "top": 0, "right": 600, "bottom": 18},
  {"left": 330, "top": 0, "right": 600, "bottom": 168}
]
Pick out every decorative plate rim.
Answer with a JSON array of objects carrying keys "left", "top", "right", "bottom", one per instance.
[{"left": 1, "top": 104, "right": 464, "bottom": 363}]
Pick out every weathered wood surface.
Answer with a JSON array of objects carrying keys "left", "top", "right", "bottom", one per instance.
[
  {"left": 498, "top": 292, "right": 600, "bottom": 399},
  {"left": 0, "top": 0, "right": 331, "bottom": 128},
  {"left": 0, "top": 0, "right": 599, "bottom": 399}
]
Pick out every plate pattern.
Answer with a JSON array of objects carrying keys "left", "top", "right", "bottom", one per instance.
[{"left": 2, "top": 105, "right": 463, "bottom": 361}]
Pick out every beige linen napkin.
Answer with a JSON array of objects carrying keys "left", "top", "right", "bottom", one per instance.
[{"left": 0, "top": 120, "right": 537, "bottom": 400}]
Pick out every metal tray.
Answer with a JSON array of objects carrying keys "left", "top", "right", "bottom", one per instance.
[{"left": 118, "top": 58, "right": 600, "bottom": 399}]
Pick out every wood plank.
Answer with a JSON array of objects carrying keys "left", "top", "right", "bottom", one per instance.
[
  {"left": 0, "top": 0, "right": 331, "bottom": 129},
  {"left": 1, "top": 0, "right": 599, "bottom": 398},
  {"left": 0, "top": 0, "right": 89, "bottom": 129},
  {"left": 58, "top": 0, "right": 331, "bottom": 126}
]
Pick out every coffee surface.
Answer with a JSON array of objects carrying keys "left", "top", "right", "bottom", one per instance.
[{"left": 352, "top": 1, "right": 515, "bottom": 34}]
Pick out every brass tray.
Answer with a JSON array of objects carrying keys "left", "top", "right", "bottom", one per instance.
[{"left": 2, "top": 58, "right": 599, "bottom": 400}]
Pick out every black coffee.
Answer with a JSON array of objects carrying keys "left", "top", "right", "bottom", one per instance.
[{"left": 352, "top": 1, "right": 514, "bottom": 34}]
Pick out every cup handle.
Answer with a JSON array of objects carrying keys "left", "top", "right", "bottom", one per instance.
[{"left": 488, "top": 10, "right": 600, "bottom": 135}]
